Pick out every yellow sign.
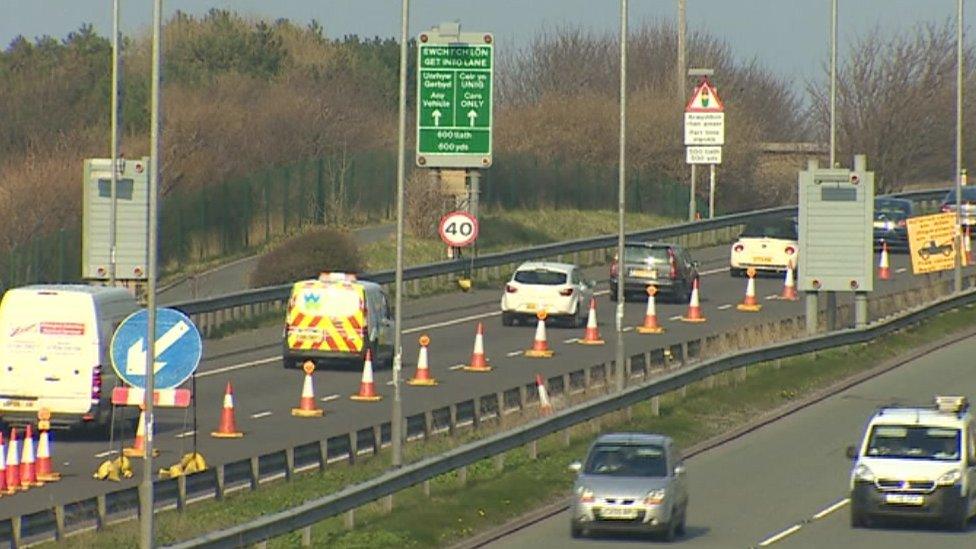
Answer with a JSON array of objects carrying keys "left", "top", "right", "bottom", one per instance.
[{"left": 906, "top": 213, "right": 958, "bottom": 274}]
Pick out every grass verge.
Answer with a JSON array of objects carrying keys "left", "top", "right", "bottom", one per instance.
[{"left": 50, "top": 302, "right": 976, "bottom": 548}]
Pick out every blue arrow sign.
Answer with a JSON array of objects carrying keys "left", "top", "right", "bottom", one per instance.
[{"left": 110, "top": 308, "right": 202, "bottom": 390}]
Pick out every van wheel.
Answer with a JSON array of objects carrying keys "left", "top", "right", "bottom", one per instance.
[
  {"left": 850, "top": 506, "right": 871, "bottom": 529},
  {"left": 570, "top": 523, "right": 585, "bottom": 539},
  {"left": 944, "top": 504, "right": 969, "bottom": 531},
  {"left": 501, "top": 312, "right": 515, "bottom": 326}
]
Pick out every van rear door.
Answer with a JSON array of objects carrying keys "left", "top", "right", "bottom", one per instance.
[{"left": 287, "top": 282, "right": 366, "bottom": 355}]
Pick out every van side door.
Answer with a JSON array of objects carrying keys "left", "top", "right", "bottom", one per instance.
[{"left": 376, "top": 291, "right": 395, "bottom": 355}]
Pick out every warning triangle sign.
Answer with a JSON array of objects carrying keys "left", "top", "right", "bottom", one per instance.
[{"left": 685, "top": 80, "right": 724, "bottom": 113}]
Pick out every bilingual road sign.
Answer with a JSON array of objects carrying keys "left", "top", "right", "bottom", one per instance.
[
  {"left": 439, "top": 211, "right": 479, "bottom": 247},
  {"left": 416, "top": 28, "right": 493, "bottom": 168},
  {"left": 110, "top": 308, "right": 203, "bottom": 390},
  {"left": 684, "top": 79, "right": 725, "bottom": 146},
  {"left": 686, "top": 146, "right": 723, "bottom": 165},
  {"left": 906, "top": 212, "right": 957, "bottom": 274}
]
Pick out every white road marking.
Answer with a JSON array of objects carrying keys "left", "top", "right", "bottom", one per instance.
[
  {"left": 404, "top": 311, "right": 502, "bottom": 334},
  {"left": 757, "top": 524, "right": 802, "bottom": 546},
  {"left": 250, "top": 411, "right": 273, "bottom": 419},
  {"left": 198, "top": 356, "right": 280, "bottom": 378},
  {"left": 896, "top": 267, "right": 907, "bottom": 274},
  {"left": 320, "top": 394, "right": 340, "bottom": 402},
  {"left": 668, "top": 315, "right": 683, "bottom": 321},
  {"left": 717, "top": 304, "right": 732, "bottom": 310},
  {"left": 812, "top": 498, "right": 849, "bottom": 520},
  {"left": 94, "top": 450, "right": 119, "bottom": 458},
  {"left": 563, "top": 338, "right": 579, "bottom": 344},
  {"left": 765, "top": 294, "right": 779, "bottom": 300},
  {"left": 175, "top": 430, "right": 196, "bottom": 439},
  {"left": 700, "top": 266, "right": 730, "bottom": 275},
  {"left": 449, "top": 364, "right": 467, "bottom": 370},
  {"left": 506, "top": 350, "right": 524, "bottom": 357},
  {"left": 622, "top": 326, "right": 634, "bottom": 332},
  {"left": 386, "top": 380, "right": 395, "bottom": 386}
]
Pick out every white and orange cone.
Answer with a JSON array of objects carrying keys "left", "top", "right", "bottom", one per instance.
[
  {"left": 5, "top": 429, "right": 20, "bottom": 494},
  {"left": 578, "top": 298, "right": 605, "bottom": 345},
  {"left": 124, "top": 408, "right": 159, "bottom": 458},
  {"left": 0, "top": 432, "right": 7, "bottom": 494},
  {"left": 536, "top": 374, "right": 553, "bottom": 416},
  {"left": 637, "top": 285, "right": 664, "bottom": 334},
  {"left": 524, "top": 311, "right": 555, "bottom": 358},
  {"left": 351, "top": 351, "right": 382, "bottom": 402},
  {"left": 878, "top": 241, "right": 892, "bottom": 280},
  {"left": 408, "top": 335, "right": 438, "bottom": 386},
  {"left": 737, "top": 268, "right": 762, "bottom": 312},
  {"left": 681, "top": 278, "right": 707, "bottom": 323},
  {"left": 292, "top": 361, "right": 325, "bottom": 417},
  {"left": 19, "top": 424, "right": 41, "bottom": 488},
  {"left": 462, "top": 322, "right": 492, "bottom": 372},
  {"left": 213, "top": 381, "right": 245, "bottom": 436},
  {"left": 780, "top": 261, "right": 798, "bottom": 301},
  {"left": 35, "top": 425, "right": 60, "bottom": 482}
]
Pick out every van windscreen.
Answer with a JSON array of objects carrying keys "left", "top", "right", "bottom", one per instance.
[{"left": 866, "top": 425, "right": 961, "bottom": 461}]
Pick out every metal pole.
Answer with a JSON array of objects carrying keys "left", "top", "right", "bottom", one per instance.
[
  {"left": 708, "top": 163, "right": 716, "bottom": 218},
  {"left": 468, "top": 170, "right": 480, "bottom": 220},
  {"left": 854, "top": 292, "right": 868, "bottom": 328},
  {"left": 391, "top": 0, "right": 409, "bottom": 468},
  {"left": 676, "top": 0, "right": 686, "bottom": 105},
  {"left": 955, "top": 0, "right": 964, "bottom": 293},
  {"left": 829, "top": 0, "right": 837, "bottom": 168},
  {"left": 615, "top": 0, "right": 628, "bottom": 393},
  {"left": 142, "top": 0, "right": 162, "bottom": 546},
  {"left": 109, "top": 0, "right": 120, "bottom": 286},
  {"left": 689, "top": 164, "right": 697, "bottom": 221},
  {"left": 805, "top": 292, "right": 819, "bottom": 336}
]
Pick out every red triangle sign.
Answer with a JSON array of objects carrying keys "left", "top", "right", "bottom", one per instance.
[{"left": 685, "top": 80, "right": 724, "bottom": 113}]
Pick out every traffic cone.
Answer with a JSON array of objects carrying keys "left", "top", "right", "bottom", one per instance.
[
  {"left": 524, "top": 311, "right": 555, "bottom": 358},
  {"left": 123, "top": 408, "right": 159, "bottom": 458},
  {"left": 35, "top": 425, "right": 60, "bottom": 482},
  {"left": 292, "top": 361, "right": 325, "bottom": 417},
  {"left": 462, "top": 322, "right": 492, "bottom": 372},
  {"left": 637, "top": 285, "right": 664, "bottom": 334},
  {"left": 536, "top": 374, "right": 553, "bottom": 416},
  {"left": 966, "top": 226, "right": 974, "bottom": 265},
  {"left": 0, "top": 433, "right": 7, "bottom": 494},
  {"left": 20, "top": 424, "right": 41, "bottom": 488},
  {"left": 578, "top": 298, "right": 605, "bottom": 345},
  {"left": 350, "top": 351, "right": 383, "bottom": 402},
  {"left": 681, "top": 278, "right": 707, "bottom": 323},
  {"left": 780, "top": 261, "right": 798, "bottom": 301},
  {"left": 878, "top": 241, "right": 891, "bottom": 280},
  {"left": 408, "top": 335, "right": 438, "bottom": 386},
  {"left": 212, "top": 381, "right": 245, "bottom": 436},
  {"left": 737, "top": 268, "right": 762, "bottom": 312},
  {"left": 5, "top": 429, "right": 20, "bottom": 494}
]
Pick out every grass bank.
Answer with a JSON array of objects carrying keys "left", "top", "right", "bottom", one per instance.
[{"left": 50, "top": 302, "right": 976, "bottom": 548}]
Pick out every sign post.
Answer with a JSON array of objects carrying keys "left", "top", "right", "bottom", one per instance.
[{"left": 684, "top": 78, "right": 725, "bottom": 219}]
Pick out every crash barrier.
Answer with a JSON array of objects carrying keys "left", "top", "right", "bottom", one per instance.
[
  {"left": 1, "top": 268, "right": 969, "bottom": 547},
  {"left": 168, "top": 190, "right": 947, "bottom": 337}
]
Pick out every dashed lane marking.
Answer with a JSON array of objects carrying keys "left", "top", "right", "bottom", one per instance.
[
  {"left": 765, "top": 294, "right": 779, "bottom": 300},
  {"left": 895, "top": 267, "right": 908, "bottom": 274},
  {"left": 717, "top": 304, "right": 732, "bottom": 310},
  {"left": 449, "top": 364, "right": 467, "bottom": 371},
  {"left": 757, "top": 524, "right": 801, "bottom": 546},
  {"left": 623, "top": 326, "right": 634, "bottom": 332},
  {"left": 320, "top": 394, "right": 340, "bottom": 402},
  {"left": 812, "top": 498, "right": 849, "bottom": 520},
  {"left": 250, "top": 411, "right": 273, "bottom": 419},
  {"left": 668, "top": 315, "right": 683, "bottom": 321},
  {"left": 563, "top": 338, "right": 579, "bottom": 344},
  {"left": 754, "top": 497, "right": 850, "bottom": 547},
  {"left": 94, "top": 450, "right": 119, "bottom": 458},
  {"left": 175, "top": 430, "right": 196, "bottom": 439},
  {"left": 506, "top": 350, "right": 524, "bottom": 357}
]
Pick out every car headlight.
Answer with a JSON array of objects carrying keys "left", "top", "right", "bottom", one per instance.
[
  {"left": 644, "top": 488, "right": 667, "bottom": 505},
  {"left": 853, "top": 464, "right": 875, "bottom": 482},
  {"left": 577, "top": 487, "right": 595, "bottom": 503},
  {"left": 937, "top": 469, "right": 962, "bottom": 486}
]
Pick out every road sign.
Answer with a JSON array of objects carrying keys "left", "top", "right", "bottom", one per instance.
[
  {"left": 686, "top": 146, "right": 722, "bottom": 164},
  {"left": 110, "top": 308, "right": 203, "bottom": 390},
  {"left": 416, "top": 29, "right": 493, "bottom": 168},
  {"left": 906, "top": 212, "right": 957, "bottom": 274},
  {"left": 797, "top": 167, "right": 875, "bottom": 292},
  {"left": 684, "top": 79, "right": 725, "bottom": 146},
  {"left": 439, "top": 211, "right": 479, "bottom": 247}
]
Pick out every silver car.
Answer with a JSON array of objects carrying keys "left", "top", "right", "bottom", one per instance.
[{"left": 569, "top": 433, "right": 689, "bottom": 540}]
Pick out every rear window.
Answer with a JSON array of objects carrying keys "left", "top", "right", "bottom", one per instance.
[
  {"left": 741, "top": 219, "right": 797, "bottom": 240},
  {"left": 943, "top": 187, "right": 976, "bottom": 203},
  {"left": 624, "top": 246, "right": 670, "bottom": 264},
  {"left": 514, "top": 270, "right": 568, "bottom": 285},
  {"left": 294, "top": 285, "right": 362, "bottom": 317}
]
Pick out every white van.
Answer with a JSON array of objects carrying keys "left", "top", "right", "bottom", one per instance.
[
  {"left": 0, "top": 285, "right": 139, "bottom": 428},
  {"left": 847, "top": 395, "right": 976, "bottom": 530}
]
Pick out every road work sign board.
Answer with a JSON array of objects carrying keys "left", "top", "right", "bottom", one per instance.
[
  {"left": 906, "top": 212, "right": 957, "bottom": 274},
  {"left": 416, "top": 29, "right": 493, "bottom": 168},
  {"left": 686, "top": 146, "right": 722, "bottom": 164},
  {"left": 82, "top": 157, "right": 151, "bottom": 280},
  {"left": 110, "top": 308, "right": 202, "bottom": 390},
  {"left": 684, "top": 79, "right": 725, "bottom": 146},
  {"left": 797, "top": 168, "right": 875, "bottom": 292}
]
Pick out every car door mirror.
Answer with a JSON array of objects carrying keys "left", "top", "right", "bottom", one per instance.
[
  {"left": 568, "top": 461, "right": 582, "bottom": 473},
  {"left": 846, "top": 445, "right": 858, "bottom": 460},
  {"left": 674, "top": 464, "right": 686, "bottom": 476}
]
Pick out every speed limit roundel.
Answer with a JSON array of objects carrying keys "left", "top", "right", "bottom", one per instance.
[{"left": 438, "top": 211, "right": 479, "bottom": 247}]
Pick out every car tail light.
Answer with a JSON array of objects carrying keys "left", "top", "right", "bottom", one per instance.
[
  {"left": 942, "top": 205, "right": 952, "bottom": 212},
  {"left": 505, "top": 284, "right": 517, "bottom": 293},
  {"left": 667, "top": 249, "right": 678, "bottom": 279},
  {"left": 785, "top": 246, "right": 796, "bottom": 255},
  {"left": 610, "top": 260, "right": 619, "bottom": 278},
  {"left": 897, "top": 219, "right": 907, "bottom": 227},
  {"left": 733, "top": 243, "right": 744, "bottom": 253},
  {"left": 559, "top": 288, "right": 574, "bottom": 296},
  {"left": 92, "top": 365, "right": 103, "bottom": 403}
]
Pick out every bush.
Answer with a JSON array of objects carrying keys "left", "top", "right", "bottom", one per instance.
[{"left": 250, "top": 228, "right": 364, "bottom": 287}]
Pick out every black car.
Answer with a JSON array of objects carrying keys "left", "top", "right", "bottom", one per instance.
[
  {"left": 609, "top": 242, "right": 699, "bottom": 303},
  {"left": 939, "top": 186, "right": 976, "bottom": 226},
  {"left": 873, "top": 197, "right": 913, "bottom": 252}
]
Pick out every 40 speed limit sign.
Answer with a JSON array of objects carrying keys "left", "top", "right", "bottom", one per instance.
[{"left": 438, "top": 211, "right": 479, "bottom": 247}]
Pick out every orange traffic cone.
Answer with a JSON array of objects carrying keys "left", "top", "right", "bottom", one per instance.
[
  {"left": 408, "top": 335, "right": 438, "bottom": 386},
  {"left": 966, "top": 226, "right": 974, "bottom": 265},
  {"left": 536, "top": 374, "right": 553, "bottom": 416},
  {"left": 682, "top": 278, "right": 707, "bottom": 323},
  {"left": 5, "top": 429, "right": 20, "bottom": 494},
  {"left": 737, "top": 268, "right": 762, "bottom": 312},
  {"left": 578, "top": 298, "right": 605, "bottom": 345},
  {"left": 350, "top": 351, "right": 383, "bottom": 402},
  {"left": 525, "top": 311, "right": 555, "bottom": 358},
  {"left": 292, "top": 361, "right": 325, "bottom": 417},
  {"left": 35, "top": 426, "right": 60, "bottom": 482},
  {"left": 124, "top": 408, "right": 159, "bottom": 458},
  {"left": 637, "top": 285, "right": 664, "bottom": 334},
  {"left": 878, "top": 241, "right": 891, "bottom": 280},
  {"left": 212, "top": 381, "right": 245, "bottom": 436},
  {"left": 0, "top": 432, "right": 7, "bottom": 494},
  {"left": 20, "top": 424, "right": 41, "bottom": 489},
  {"left": 780, "top": 261, "right": 798, "bottom": 301},
  {"left": 463, "top": 323, "right": 492, "bottom": 372}
]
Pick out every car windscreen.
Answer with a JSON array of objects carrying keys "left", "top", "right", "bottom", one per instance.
[
  {"left": 513, "top": 269, "right": 567, "bottom": 285},
  {"left": 583, "top": 443, "right": 668, "bottom": 477},
  {"left": 740, "top": 219, "right": 797, "bottom": 240},
  {"left": 623, "top": 246, "right": 670, "bottom": 265},
  {"left": 865, "top": 425, "right": 961, "bottom": 461},
  {"left": 943, "top": 187, "right": 976, "bottom": 203}
]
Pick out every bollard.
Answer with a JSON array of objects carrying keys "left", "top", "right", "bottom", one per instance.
[
  {"left": 651, "top": 396, "right": 660, "bottom": 417},
  {"left": 215, "top": 464, "right": 226, "bottom": 500},
  {"left": 458, "top": 465, "right": 468, "bottom": 486},
  {"left": 494, "top": 453, "right": 505, "bottom": 472},
  {"left": 301, "top": 526, "right": 312, "bottom": 547},
  {"left": 529, "top": 440, "right": 538, "bottom": 460},
  {"left": 345, "top": 509, "right": 355, "bottom": 530},
  {"left": 384, "top": 495, "right": 393, "bottom": 513}
]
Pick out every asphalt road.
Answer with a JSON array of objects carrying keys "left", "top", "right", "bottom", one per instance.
[
  {"left": 0, "top": 245, "right": 958, "bottom": 522},
  {"left": 490, "top": 325, "right": 976, "bottom": 548}
]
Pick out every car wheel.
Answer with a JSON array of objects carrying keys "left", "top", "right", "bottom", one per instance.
[
  {"left": 661, "top": 512, "right": 678, "bottom": 542},
  {"left": 570, "top": 523, "right": 585, "bottom": 539},
  {"left": 944, "top": 503, "right": 969, "bottom": 531},
  {"left": 501, "top": 312, "right": 515, "bottom": 326},
  {"left": 675, "top": 503, "right": 687, "bottom": 536},
  {"left": 573, "top": 305, "right": 586, "bottom": 328},
  {"left": 850, "top": 506, "right": 871, "bottom": 529},
  {"left": 609, "top": 283, "right": 619, "bottom": 301},
  {"left": 730, "top": 268, "right": 745, "bottom": 278}
]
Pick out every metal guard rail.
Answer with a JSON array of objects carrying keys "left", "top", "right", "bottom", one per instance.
[
  {"left": 169, "top": 189, "right": 948, "bottom": 316},
  {"left": 166, "top": 273, "right": 976, "bottom": 548}
]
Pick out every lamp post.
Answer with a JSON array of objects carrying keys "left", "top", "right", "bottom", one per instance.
[
  {"left": 955, "top": 0, "right": 964, "bottom": 293},
  {"left": 391, "top": 0, "right": 409, "bottom": 468},
  {"left": 615, "top": 0, "right": 628, "bottom": 392}
]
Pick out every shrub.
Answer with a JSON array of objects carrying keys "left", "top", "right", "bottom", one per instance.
[{"left": 250, "top": 228, "right": 363, "bottom": 287}]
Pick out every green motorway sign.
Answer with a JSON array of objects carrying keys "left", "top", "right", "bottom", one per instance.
[{"left": 416, "top": 32, "right": 493, "bottom": 168}]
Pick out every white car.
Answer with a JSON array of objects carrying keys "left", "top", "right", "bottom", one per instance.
[
  {"left": 730, "top": 217, "right": 799, "bottom": 277},
  {"left": 501, "top": 262, "right": 594, "bottom": 327}
]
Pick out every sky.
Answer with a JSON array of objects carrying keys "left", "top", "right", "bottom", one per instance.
[{"left": 1, "top": 0, "right": 973, "bottom": 86}]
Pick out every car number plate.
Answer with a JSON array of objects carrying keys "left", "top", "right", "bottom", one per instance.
[
  {"left": 752, "top": 256, "right": 772, "bottom": 264},
  {"left": 600, "top": 507, "right": 638, "bottom": 519},
  {"left": 2, "top": 399, "right": 31, "bottom": 409},
  {"left": 873, "top": 221, "right": 894, "bottom": 230},
  {"left": 629, "top": 269, "right": 657, "bottom": 278},
  {"left": 885, "top": 493, "right": 924, "bottom": 505}
]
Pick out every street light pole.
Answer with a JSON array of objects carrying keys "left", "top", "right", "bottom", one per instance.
[
  {"left": 109, "top": 0, "right": 120, "bottom": 286},
  {"left": 616, "top": 0, "right": 628, "bottom": 393},
  {"left": 829, "top": 0, "right": 837, "bottom": 168},
  {"left": 676, "top": 0, "right": 686, "bottom": 105},
  {"left": 391, "top": 0, "right": 409, "bottom": 468},
  {"left": 955, "top": 0, "right": 964, "bottom": 293}
]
